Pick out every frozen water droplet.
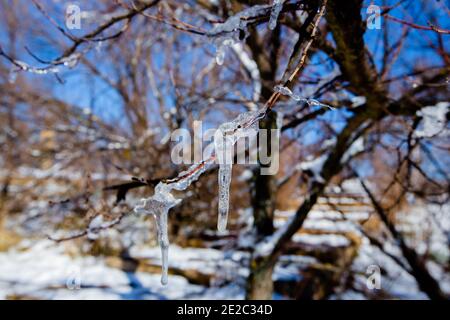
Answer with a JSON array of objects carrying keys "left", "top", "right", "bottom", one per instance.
[
  {"left": 64, "top": 57, "right": 78, "bottom": 68},
  {"left": 274, "top": 85, "right": 332, "bottom": 109},
  {"left": 216, "top": 46, "right": 225, "bottom": 65},
  {"left": 274, "top": 84, "right": 293, "bottom": 96},
  {"left": 8, "top": 70, "right": 18, "bottom": 83},
  {"left": 96, "top": 41, "right": 104, "bottom": 53}
]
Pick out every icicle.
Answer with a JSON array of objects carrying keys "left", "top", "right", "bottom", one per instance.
[
  {"left": 132, "top": 159, "right": 214, "bottom": 284},
  {"left": 214, "top": 37, "right": 235, "bottom": 65},
  {"left": 274, "top": 85, "right": 334, "bottom": 110},
  {"left": 96, "top": 41, "right": 104, "bottom": 53},
  {"left": 213, "top": 108, "right": 265, "bottom": 231},
  {"left": 8, "top": 69, "right": 18, "bottom": 84},
  {"left": 218, "top": 163, "right": 232, "bottom": 232},
  {"left": 154, "top": 208, "right": 169, "bottom": 285},
  {"left": 269, "top": 0, "right": 283, "bottom": 30},
  {"left": 134, "top": 183, "right": 180, "bottom": 285},
  {"left": 215, "top": 123, "right": 234, "bottom": 232},
  {"left": 132, "top": 105, "right": 269, "bottom": 283},
  {"left": 215, "top": 42, "right": 225, "bottom": 65},
  {"left": 208, "top": 5, "right": 268, "bottom": 65}
]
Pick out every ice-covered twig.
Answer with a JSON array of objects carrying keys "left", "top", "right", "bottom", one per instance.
[
  {"left": 2, "top": 54, "right": 60, "bottom": 76},
  {"left": 47, "top": 211, "right": 129, "bottom": 243},
  {"left": 0, "top": 1, "right": 157, "bottom": 75},
  {"left": 269, "top": 0, "right": 284, "bottom": 30},
  {"left": 48, "top": 0, "right": 328, "bottom": 287},
  {"left": 207, "top": 4, "right": 271, "bottom": 65},
  {"left": 130, "top": 107, "right": 266, "bottom": 283},
  {"left": 213, "top": 108, "right": 264, "bottom": 231},
  {"left": 122, "top": 1, "right": 326, "bottom": 284},
  {"left": 132, "top": 157, "right": 220, "bottom": 285},
  {"left": 274, "top": 85, "right": 334, "bottom": 110},
  {"left": 2, "top": 44, "right": 88, "bottom": 81}
]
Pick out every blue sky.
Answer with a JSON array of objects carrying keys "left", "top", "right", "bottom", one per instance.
[{"left": 0, "top": 0, "right": 447, "bottom": 133}]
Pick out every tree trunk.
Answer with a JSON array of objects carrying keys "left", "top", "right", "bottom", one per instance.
[
  {"left": 246, "top": 258, "right": 274, "bottom": 300},
  {"left": 244, "top": 18, "right": 280, "bottom": 299},
  {"left": 251, "top": 111, "right": 278, "bottom": 236},
  {"left": 246, "top": 111, "right": 278, "bottom": 300}
]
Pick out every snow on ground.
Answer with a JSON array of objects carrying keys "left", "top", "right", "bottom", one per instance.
[
  {"left": 0, "top": 240, "right": 244, "bottom": 300},
  {"left": 1, "top": 191, "right": 447, "bottom": 300},
  {"left": 351, "top": 239, "right": 428, "bottom": 299},
  {"left": 130, "top": 244, "right": 250, "bottom": 279},
  {"left": 274, "top": 204, "right": 450, "bottom": 299},
  {"left": 0, "top": 239, "right": 303, "bottom": 300},
  {"left": 292, "top": 234, "right": 351, "bottom": 247},
  {"left": 302, "top": 219, "right": 359, "bottom": 233}
]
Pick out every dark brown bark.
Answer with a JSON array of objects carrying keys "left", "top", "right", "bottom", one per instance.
[
  {"left": 246, "top": 0, "right": 386, "bottom": 299},
  {"left": 246, "top": 258, "right": 275, "bottom": 299},
  {"left": 245, "top": 40, "right": 278, "bottom": 300},
  {"left": 251, "top": 110, "right": 278, "bottom": 237},
  {"left": 246, "top": 0, "right": 328, "bottom": 299}
]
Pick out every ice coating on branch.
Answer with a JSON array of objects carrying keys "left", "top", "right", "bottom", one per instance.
[
  {"left": 172, "top": 161, "right": 213, "bottom": 190},
  {"left": 86, "top": 214, "right": 122, "bottom": 240},
  {"left": 60, "top": 53, "right": 81, "bottom": 69},
  {"left": 208, "top": 5, "right": 269, "bottom": 65},
  {"left": 133, "top": 160, "right": 214, "bottom": 284},
  {"left": 214, "top": 108, "right": 265, "bottom": 231},
  {"left": 274, "top": 85, "right": 293, "bottom": 96},
  {"left": 341, "top": 137, "right": 365, "bottom": 163},
  {"left": 208, "top": 5, "right": 268, "bottom": 37},
  {"left": 274, "top": 85, "right": 334, "bottom": 109},
  {"left": 133, "top": 107, "right": 267, "bottom": 283},
  {"left": 269, "top": 0, "right": 284, "bottom": 30},
  {"left": 134, "top": 183, "right": 181, "bottom": 285},
  {"left": 87, "top": 215, "right": 105, "bottom": 240},
  {"left": 14, "top": 60, "right": 60, "bottom": 75},
  {"left": 217, "top": 108, "right": 266, "bottom": 139}
]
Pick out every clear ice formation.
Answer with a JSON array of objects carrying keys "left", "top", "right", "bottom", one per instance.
[
  {"left": 214, "top": 108, "right": 265, "bottom": 231},
  {"left": 269, "top": 0, "right": 284, "bottom": 30},
  {"left": 274, "top": 85, "right": 333, "bottom": 109},
  {"left": 208, "top": 5, "right": 270, "bottom": 65},
  {"left": 134, "top": 107, "right": 266, "bottom": 284},
  {"left": 133, "top": 160, "right": 213, "bottom": 285}
]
